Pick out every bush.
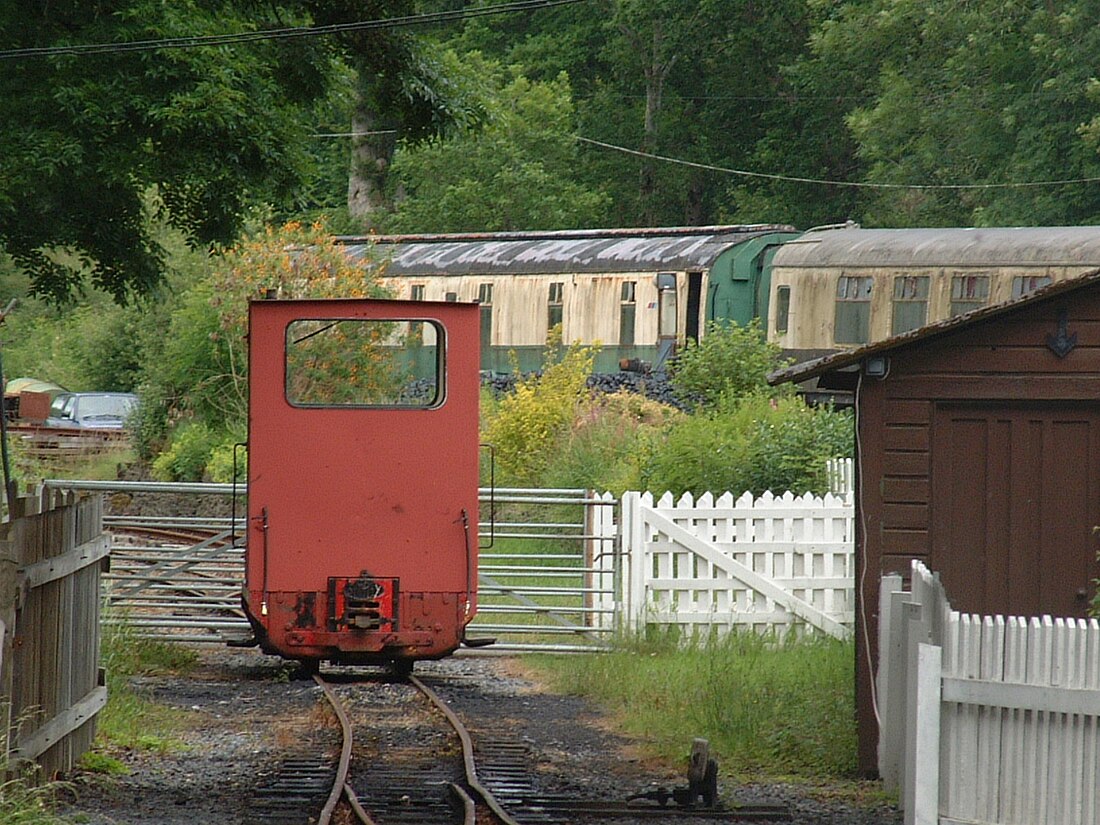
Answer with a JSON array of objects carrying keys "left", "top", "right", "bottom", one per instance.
[
  {"left": 642, "top": 393, "right": 853, "bottom": 497},
  {"left": 540, "top": 390, "right": 682, "bottom": 493},
  {"left": 481, "top": 335, "right": 597, "bottom": 485},
  {"left": 151, "top": 422, "right": 222, "bottom": 482},
  {"left": 669, "top": 319, "right": 790, "bottom": 410},
  {"left": 207, "top": 440, "right": 247, "bottom": 483}
]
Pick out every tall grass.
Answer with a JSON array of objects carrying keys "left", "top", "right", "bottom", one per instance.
[
  {"left": 0, "top": 715, "right": 69, "bottom": 824},
  {"left": 97, "top": 609, "right": 198, "bottom": 751},
  {"left": 527, "top": 632, "right": 857, "bottom": 778}
]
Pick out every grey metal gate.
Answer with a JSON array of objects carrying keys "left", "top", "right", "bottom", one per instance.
[{"left": 46, "top": 480, "right": 620, "bottom": 654}]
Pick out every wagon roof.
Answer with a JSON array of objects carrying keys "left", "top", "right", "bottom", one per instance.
[
  {"left": 338, "top": 225, "right": 796, "bottom": 276},
  {"left": 773, "top": 226, "right": 1100, "bottom": 268},
  {"left": 768, "top": 266, "right": 1100, "bottom": 385}
]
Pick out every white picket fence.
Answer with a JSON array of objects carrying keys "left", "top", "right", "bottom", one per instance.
[
  {"left": 611, "top": 490, "right": 855, "bottom": 640},
  {"left": 878, "top": 561, "right": 1100, "bottom": 825}
]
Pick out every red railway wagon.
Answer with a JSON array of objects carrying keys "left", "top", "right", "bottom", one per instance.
[{"left": 243, "top": 297, "right": 482, "bottom": 670}]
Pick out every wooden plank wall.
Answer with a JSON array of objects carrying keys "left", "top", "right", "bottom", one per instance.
[{"left": 0, "top": 488, "right": 106, "bottom": 780}]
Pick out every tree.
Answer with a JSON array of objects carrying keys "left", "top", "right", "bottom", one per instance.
[
  {"left": 137, "top": 220, "right": 389, "bottom": 459},
  {"left": 795, "top": 0, "right": 1100, "bottom": 227},
  {"left": 381, "top": 56, "right": 609, "bottom": 231},
  {"left": 0, "top": 2, "right": 468, "bottom": 304}
]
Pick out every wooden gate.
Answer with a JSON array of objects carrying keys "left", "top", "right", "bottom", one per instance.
[
  {"left": 1, "top": 488, "right": 107, "bottom": 779},
  {"left": 619, "top": 490, "right": 854, "bottom": 639}
]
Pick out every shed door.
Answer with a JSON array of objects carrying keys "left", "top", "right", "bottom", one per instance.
[{"left": 931, "top": 404, "right": 1100, "bottom": 618}]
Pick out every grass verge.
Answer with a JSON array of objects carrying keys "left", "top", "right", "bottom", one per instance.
[
  {"left": 524, "top": 631, "right": 858, "bottom": 780},
  {"left": 95, "top": 613, "right": 199, "bottom": 754}
]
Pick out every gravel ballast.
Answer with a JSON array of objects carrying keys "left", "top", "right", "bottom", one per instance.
[{"left": 60, "top": 646, "right": 901, "bottom": 825}]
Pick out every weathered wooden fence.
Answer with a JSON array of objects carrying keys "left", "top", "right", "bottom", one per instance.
[
  {"left": 878, "top": 561, "right": 1100, "bottom": 825},
  {"left": 615, "top": 490, "right": 855, "bottom": 640},
  {"left": 1, "top": 488, "right": 107, "bottom": 780}
]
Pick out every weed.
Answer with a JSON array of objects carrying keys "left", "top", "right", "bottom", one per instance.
[
  {"left": 525, "top": 631, "right": 858, "bottom": 779},
  {"left": 0, "top": 721, "right": 69, "bottom": 824},
  {"left": 75, "top": 751, "right": 128, "bottom": 775},
  {"left": 97, "top": 607, "right": 198, "bottom": 752}
]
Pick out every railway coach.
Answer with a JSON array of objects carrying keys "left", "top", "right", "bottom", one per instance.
[
  {"left": 767, "top": 225, "right": 1100, "bottom": 358},
  {"left": 243, "top": 297, "right": 483, "bottom": 673},
  {"left": 338, "top": 225, "right": 799, "bottom": 373}
]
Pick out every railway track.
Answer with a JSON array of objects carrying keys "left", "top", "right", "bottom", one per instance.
[{"left": 247, "top": 668, "right": 791, "bottom": 825}]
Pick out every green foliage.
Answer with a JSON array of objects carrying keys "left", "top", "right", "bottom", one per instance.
[
  {"left": 98, "top": 606, "right": 197, "bottom": 753},
  {"left": 151, "top": 422, "right": 221, "bottom": 482},
  {"left": 540, "top": 390, "right": 682, "bottom": 494},
  {"left": 382, "top": 57, "right": 609, "bottom": 231},
  {"left": 76, "top": 751, "right": 128, "bottom": 775},
  {"left": 0, "top": 765, "right": 68, "bottom": 824},
  {"left": 207, "top": 441, "right": 247, "bottom": 484},
  {"left": 529, "top": 633, "right": 858, "bottom": 778},
  {"left": 643, "top": 393, "right": 853, "bottom": 498},
  {"left": 481, "top": 336, "right": 598, "bottom": 486},
  {"left": 669, "top": 320, "right": 790, "bottom": 410}
]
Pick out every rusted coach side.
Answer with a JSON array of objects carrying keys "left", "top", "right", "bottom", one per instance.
[
  {"left": 340, "top": 225, "right": 798, "bottom": 373},
  {"left": 769, "top": 226, "right": 1100, "bottom": 356}
]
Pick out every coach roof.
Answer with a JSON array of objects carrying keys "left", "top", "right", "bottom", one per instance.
[
  {"left": 773, "top": 225, "right": 1100, "bottom": 268},
  {"left": 338, "top": 225, "right": 796, "bottom": 276}
]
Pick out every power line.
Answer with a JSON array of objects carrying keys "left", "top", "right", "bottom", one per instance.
[
  {"left": 575, "top": 135, "right": 1100, "bottom": 191},
  {"left": 313, "top": 129, "right": 399, "bottom": 138},
  {"left": 0, "top": 0, "right": 588, "bottom": 60}
]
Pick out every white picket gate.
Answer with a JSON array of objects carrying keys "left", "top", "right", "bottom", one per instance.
[
  {"left": 879, "top": 561, "right": 1100, "bottom": 825},
  {"left": 616, "top": 490, "right": 855, "bottom": 640}
]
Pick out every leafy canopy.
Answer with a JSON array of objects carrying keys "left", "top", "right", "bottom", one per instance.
[{"left": 382, "top": 55, "right": 609, "bottom": 232}]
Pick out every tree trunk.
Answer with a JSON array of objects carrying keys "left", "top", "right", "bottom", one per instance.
[
  {"left": 625, "top": 22, "right": 675, "bottom": 226},
  {"left": 346, "top": 93, "right": 397, "bottom": 224}
]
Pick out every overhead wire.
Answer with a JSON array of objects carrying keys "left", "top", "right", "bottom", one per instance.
[
  {"left": 0, "top": 0, "right": 587, "bottom": 60},
  {"left": 574, "top": 135, "right": 1100, "bottom": 191}
]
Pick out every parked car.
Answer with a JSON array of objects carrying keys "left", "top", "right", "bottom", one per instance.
[{"left": 44, "top": 392, "right": 138, "bottom": 429}]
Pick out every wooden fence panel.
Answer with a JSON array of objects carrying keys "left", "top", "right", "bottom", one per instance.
[{"left": 1, "top": 488, "right": 106, "bottom": 780}]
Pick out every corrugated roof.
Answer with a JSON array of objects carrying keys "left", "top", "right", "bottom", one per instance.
[
  {"left": 773, "top": 226, "right": 1100, "bottom": 268},
  {"left": 768, "top": 266, "right": 1100, "bottom": 385},
  {"left": 338, "top": 225, "right": 796, "bottom": 276}
]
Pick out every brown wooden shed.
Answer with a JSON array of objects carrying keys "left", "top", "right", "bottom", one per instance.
[{"left": 769, "top": 268, "right": 1100, "bottom": 776}]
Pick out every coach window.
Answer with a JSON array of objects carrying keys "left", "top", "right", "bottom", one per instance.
[
  {"left": 891, "top": 275, "right": 929, "bottom": 335},
  {"left": 1011, "top": 274, "right": 1052, "bottom": 299},
  {"left": 834, "top": 275, "right": 873, "bottom": 344},
  {"left": 775, "top": 285, "right": 791, "bottom": 334},
  {"left": 548, "top": 282, "right": 564, "bottom": 330},
  {"left": 619, "top": 281, "right": 636, "bottom": 346},
  {"left": 410, "top": 284, "right": 425, "bottom": 301},
  {"left": 950, "top": 274, "right": 989, "bottom": 317},
  {"left": 478, "top": 283, "right": 493, "bottom": 353},
  {"left": 285, "top": 318, "right": 442, "bottom": 408}
]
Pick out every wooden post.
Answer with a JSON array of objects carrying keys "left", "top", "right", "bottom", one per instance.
[
  {"left": 0, "top": 521, "right": 16, "bottom": 766},
  {"left": 910, "top": 642, "right": 942, "bottom": 825}
]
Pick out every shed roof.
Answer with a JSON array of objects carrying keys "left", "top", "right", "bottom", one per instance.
[
  {"left": 338, "top": 225, "right": 796, "bottom": 276},
  {"left": 773, "top": 226, "right": 1100, "bottom": 268},
  {"left": 768, "top": 266, "right": 1100, "bottom": 385}
]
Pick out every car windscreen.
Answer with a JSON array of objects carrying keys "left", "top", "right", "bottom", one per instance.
[{"left": 78, "top": 395, "right": 136, "bottom": 419}]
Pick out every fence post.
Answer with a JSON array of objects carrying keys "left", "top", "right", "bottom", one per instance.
[
  {"left": 0, "top": 527, "right": 15, "bottom": 766},
  {"left": 877, "top": 573, "right": 905, "bottom": 789},
  {"left": 910, "top": 642, "right": 942, "bottom": 825},
  {"left": 619, "top": 491, "right": 647, "bottom": 634}
]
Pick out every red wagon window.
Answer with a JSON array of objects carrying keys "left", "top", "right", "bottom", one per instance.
[{"left": 285, "top": 318, "right": 443, "bottom": 408}]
